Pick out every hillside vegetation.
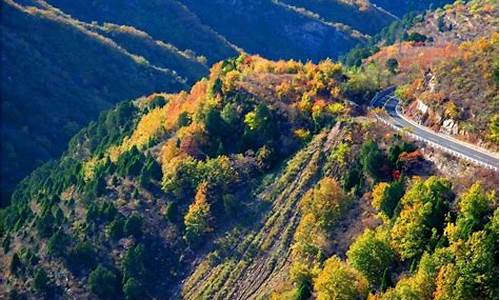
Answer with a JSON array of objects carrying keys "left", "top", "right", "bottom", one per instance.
[
  {"left": 352, "top": 0, "right": 499, "bottom": 150},
  {"left": 1, "top": 0, "right": 459, "bottom": 203},
  {"left": 1, "top": 51, "right": 497, "bottom": 299},
  {"left": 0, "top": 0, "right": 208, "bottom": 203},
  {"left": 0, "top": 0, "right": 498, "bottom": 299}
]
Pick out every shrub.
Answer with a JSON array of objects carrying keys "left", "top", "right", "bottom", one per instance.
[
  {"left": 360, "top": 140, "right": 385, "bottom": 181},
  {"left": 385, "top": 58, "right": 399, "bottom": 74},
  {"left": 88, "top": 265, "right": 119, "bottom": 299},
  {"left": 123, "top": 277, "right": 144, "bottom": 300},
  {"left": 347, "top": 230, "right": 395, "bottom": 288},
  {"left": 314, "top": 256, "right": 368, "bottom": 300},
  {"left": 184, "top": 182, "right": 213, "bottom": 247},
  {"left": 33, "top": 268, "right": 49, "bottom": 293},
  {"left": 124, "top": 213, "right": 143, "bottom": 239}
]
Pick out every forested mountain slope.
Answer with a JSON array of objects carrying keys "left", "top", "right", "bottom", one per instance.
[
  {"left": 0, "top": 0, "right": 457, "bottom": 204},
  {"left": 43, "top": 0, "right": 239, "bottom": 65},
  {"left": 370, "top": 0, "right": 454, "bottom": 17},
  {"left": 1, "top": 1, "right": 497, "bottom": 298},
  {"left": 1, "top": 52, "right": 497, "bottom": 299},
  {"left": 0, "top": 0, "right": 209, "bottom": 204},
  {"left": 45, "top": 0, "right": 457, "bottom": 62}
]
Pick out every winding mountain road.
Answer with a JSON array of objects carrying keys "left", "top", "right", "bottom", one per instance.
[{"left": 370, "top": 88, "right": 499, "bottom": 171}]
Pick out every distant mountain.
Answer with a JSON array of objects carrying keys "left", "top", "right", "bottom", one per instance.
[
  {"left": 45, "top": 0, "right": 372, "bottom": 62},
  {"left": 370, "top": 0, "right": 454, "bottom": 16},
  {"left": 0, "top": 0, "right": 206, "bottom": 203},
  {"left": 0, "top": 0, "right": 459, "bottom": 204},
  {"left": 43, "top": 0, "right": 239, "bottom": 65}
]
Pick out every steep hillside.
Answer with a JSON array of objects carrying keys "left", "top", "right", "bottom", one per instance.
[
  {"left": 370, "top": 0, "right": 455, "bottom": 17},
  {"left": 0, "top": 0, "right": 208, "bottom": 204},
  {"left": 44, "top": 0, "right": 457, "bottom": 62},
  {"left": 363, "top": 0, "right": 499, "bottom": 150},
  {"left": 179, "top": 0, "right": 368, "bottom": 61},
  {"left": 43, "top": 0, "right": 239, "bottom": 65},
  {"left": 1, "top": 0, "right": 461, "bottom": 202},
  {"left": 0, "top": 55, "right": 357, "bottom": 298},
  {"left": 45, "top": 0, "right": 370, "bottom": 62},
  {"left": 281, "top": 0, "right": 396, "bottom": 35},
  {"left": 1, "top": 53, "right": 497, "bottom": 300}
]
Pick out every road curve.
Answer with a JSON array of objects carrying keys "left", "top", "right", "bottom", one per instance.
[{"left": 370, "top": 88, "right": 499, "bottom": 171}]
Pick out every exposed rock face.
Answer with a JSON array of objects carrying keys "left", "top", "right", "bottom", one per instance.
[
  {"left": 441, "top": 118, "right": 459, "bottom": 135},
  {"left": 417, "top": 99, "right": 429, "bottom": 115}
]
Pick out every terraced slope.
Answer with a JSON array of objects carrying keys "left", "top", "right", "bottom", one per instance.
[{"left": 181, "top": 121, "right": 379, "bottom": 299}]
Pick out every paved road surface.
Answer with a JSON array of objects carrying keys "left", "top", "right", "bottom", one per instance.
[{"left": 370, "top": 88, "right": 499, "bottom": 171}]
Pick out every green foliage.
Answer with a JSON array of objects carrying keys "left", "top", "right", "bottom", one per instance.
[
  {"left": 341, "top": 10, "right": 425, "bottom": 67},
  {"left": 124, "top": 213, "right": 143, "bottom": 239},
  {"left": 372, "top": 180, "right": 405, "bottom": 218},
  {"left": 360, "top": 140, "right": 385, "bottom": 181},
  {"left": 165, "top": 202, "right": 176, "bottom": 222},
  {"left": 329, "top": 142, "right": 351, "bottom": 167},
  {"left": 387, "top": 135, "right": 415, "bottom": 165},
  {"left": 341, "top": 164, "right": 362, "bottom": 194},
  {"left": 33, "top": 268, "right": 49, "bottom": 293},
  {"left": 15, "top": 248, "right": 38, "bottom": 275},
  {"left": 139, "top": 156, "right": 162, "bottom": 187},
  {"left": 87, "top": 201, "right": 118, "bottom": 224},
  {"left": 454, "top": 183, "right": 494, "bottom": 239},
  {"left": 435, "top": 224, "right": 498, "bottom": 300},
  {"left": 106, "top": 215, "right": 125, "bottom": 240},
  {"left": 385, "top": 58, "right": 399, "bottom": 74},
  {"left": 35, "top": 208, "right": 62, "bottom": 238},
  {"left": 341, "top": 45, "right": 380, "bottom": 67},
  {"left": 405, "top": 32, "right": 428, "bottom": 43},
  {"left": 204, "top": 106, "right": 226, "bottom": 136},
  {"left": 10, "top": 253, "right": 21, "bottom": 275},
  {"left": 314, "top": 256, "right": 369, "bottom": 300},
  {"left": 149, "top": 96, "right": 167, "bottom": 110},
  {"left": 122, "top": 244, "right": 147, "bottom": 283},
  {"left": 162, "top": 156, "right": 201, "bottom": 198},
  {"left": 47, "top": 230, "right": 69, "bottom": 258},
  {"left": 88, "top": 265, "right": 119, "bottom": 299},
  {"left": 390, "top": 176, "right": 452, "bottom": 260},
  {"left": 222, "top": 194, "right": 240, "bottom": 216},
  {"left": 437, "top": 15, "right": 451, "bottom": 32},
  {"left": 488, "top": 114, "right": 499, "bottom": 143},
  {"left": 177, "top": 111, "right": 192, "bottom": 128},
  {"left": 347, "top": 230, "right": 395, "bottom": 287},
  {"left": 116, "top": 147, "right": 146, "bottom": 178},
  {"left": 221, "top": 103, "right": 239, "bottom": 128},
  {"left": 123, "top": 277, "right": 145, "bottom": 300},
  {"left": 244, "top": 104, "right": 277, "bottom": 146},
  {"left": 67, "top": 240, "right": 97, "bottom": 271}
]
